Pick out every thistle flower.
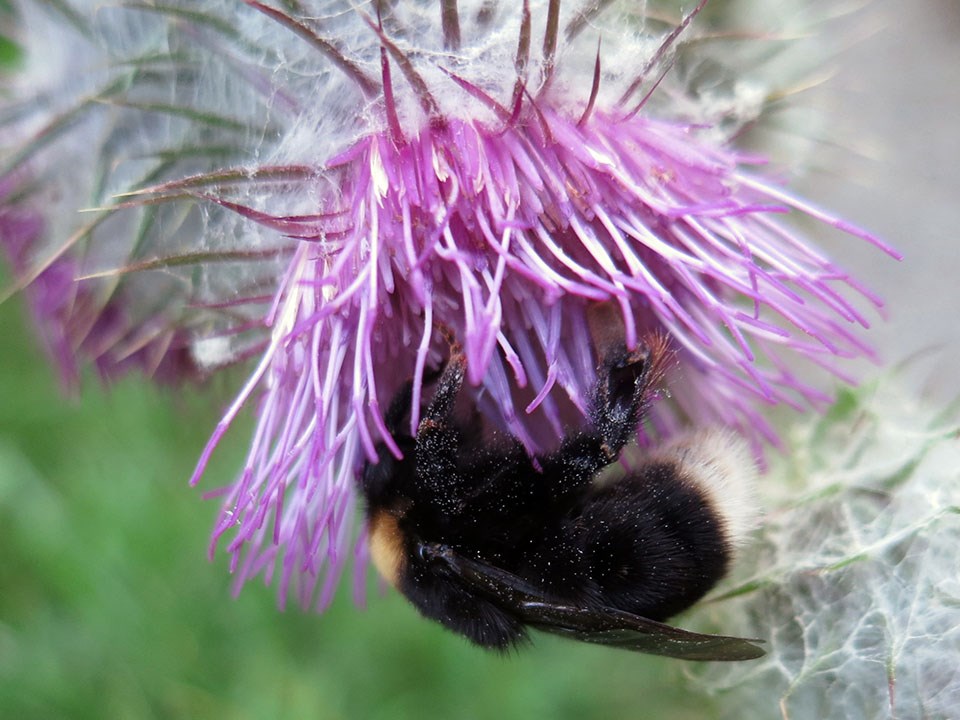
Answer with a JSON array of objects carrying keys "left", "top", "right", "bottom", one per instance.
[
  {"left": 0, "top": 1, "right": 897, "bottom": 609},
  {"left": 0, "top": 176, "right": 199, "bottom": 390}
]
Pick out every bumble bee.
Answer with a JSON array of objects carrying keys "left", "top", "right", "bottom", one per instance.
[{"left": 360, "top": 333, "right": 763, "bottom": 661}]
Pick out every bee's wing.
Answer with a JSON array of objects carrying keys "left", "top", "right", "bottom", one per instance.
[
  {"left": 428, "top": 544, "right": 764, "bottom": 661},
  {"left": 515, "top": 600, "right": 765, "bottom": 661}
]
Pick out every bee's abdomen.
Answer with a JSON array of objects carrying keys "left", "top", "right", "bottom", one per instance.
[{"left": 577, "top": 460, "right": 734, "bottom": 621}]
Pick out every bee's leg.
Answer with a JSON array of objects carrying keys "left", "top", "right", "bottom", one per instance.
[
  {"left": 514, "top": 337, "right": 666, "bottom": 506},
  {"left": 413, "top": 341, "right": 467, "bottom": 497},
  {"left": 419, "top": 346, "right": 465, "bottom": 432},
  {"left": 589, "top": 334, "right": 669, "bottom": 460}
]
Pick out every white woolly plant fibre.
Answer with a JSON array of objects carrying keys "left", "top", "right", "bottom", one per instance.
[{"left": 694, "top": 382, "right": 960, "bottom": 720}]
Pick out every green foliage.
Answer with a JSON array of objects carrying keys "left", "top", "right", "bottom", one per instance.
[
  {"left": 0, "top": 299, "right": 715, "bottom": 720},
  {"left": 698, "top": 379, "right": 960, "bottom": 719},
  {"left": 0, "top": 0, "right": 19, "bottom": 70}
]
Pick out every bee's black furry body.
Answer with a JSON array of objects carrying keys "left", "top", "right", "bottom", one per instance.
[{"left": 361, "top": 337, "right": 762, "bottom": 659}]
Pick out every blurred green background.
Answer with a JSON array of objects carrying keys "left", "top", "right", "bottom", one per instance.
[{"left": 0, "top": 297, "right": 718, "bottom": 720}]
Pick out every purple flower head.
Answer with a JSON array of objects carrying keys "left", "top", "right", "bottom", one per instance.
[
  {"left": 1, "top": 177, "right": 199, "bottom": 389},
  {"left": 1, "top": 1, "right": 897, "bottom": 609}
]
